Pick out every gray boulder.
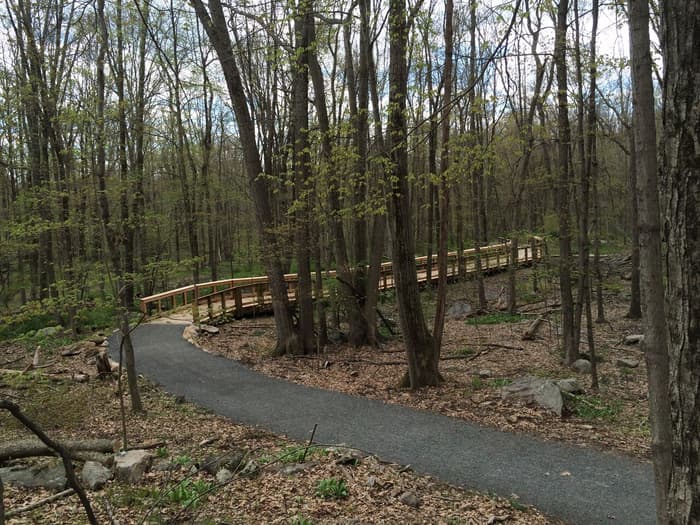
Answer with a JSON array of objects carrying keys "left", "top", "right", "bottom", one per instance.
[
  {"left": 571, "top": 359, "right": 592, "bottom": 374},
  {"left": 501, "top": 376, "right": 563, "bottom": 416},
  {"left": 36, "top": 325, "right": 62, "bottom": 338},
  {"left": 198, "top": 324, "right": 220, "bottom": 335},
  {"left": 114, "top": 450, "right": 153, "bottom": 484},
  {"left": 616, "top": 357, "right": 640, "bottom": 369},
  {"left": 447, "top": 300, "right": 473, "bottom": 319},
  {"left": 81, "top": 461, "right": 112, "bottom": 490},
  {"left": 556, "top": 378, "right": 584, "bottom": 394},
  {"left": 624, "top": 334, "right": 644, "bottom": 345}
]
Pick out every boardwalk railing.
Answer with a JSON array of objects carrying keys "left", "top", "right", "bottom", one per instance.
[{"left": 140, "top": 237, "right": 545, "bottom": 323}]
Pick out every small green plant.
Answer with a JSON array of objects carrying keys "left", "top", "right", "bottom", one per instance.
[
  {"left": 166, "top": 479, "right": 213, "bottom": 509},
  {"left": 569, "top": 395, "right": 621, "bottom": 421},
  {"left": 315, "top": 477, "right": 348, "bottom": 499},
  {"left": 156, "top": 447, "right": 169, "bottom": 458},
  {"left": 510, "top": 497, "right": 527, "bottom": 511},
  {"left": 276, "top": 446, "right": 309, "bottom": 463},
  {"left": 470, "top": 376, "right": 484, "bottom": 390},
  {"left": 290, "top": 515, "right": 313, "bottom": 525},
  {"left": 459, "top": 347, "right": 475, "bottom": 356},
  {"left": 491, "top": 378, "right": 511, "bottom": 388},
  {"left": 173, "top": 454, "right": 193, "bottom": 467}
]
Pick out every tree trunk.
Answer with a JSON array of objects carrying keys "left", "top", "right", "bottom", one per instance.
[
  {"left": 629, "top": 0, "right": 672, "bottom": 521},
  {"left": 660, "top": 0, "right": 700, "bottom": 521},
  {"left": 191, "top": 0, "right": 299, "bottom": 355},
  {"left": 627, "top": 129, "right": 642, "bottom": 319},
  {"left": 292, "top": 0, "right": 315, "bottom": 353},
  {"left": 433, "top": 0, "right": 453, "bottom": 356},
  {"left": 554, "top": 0, "right": 576, "bottom": 364},
  {"left": 388, "top": 0, "right": 439, "bottom": 389}
]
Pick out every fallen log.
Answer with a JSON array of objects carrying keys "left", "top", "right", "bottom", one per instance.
[
  {"left": 0, "top": 438, "right": 114, "bottom": 461},
  {"left": 522, "top": 318, "right": 546, "bottom": 341}
]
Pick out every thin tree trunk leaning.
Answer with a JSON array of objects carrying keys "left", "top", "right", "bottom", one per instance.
[
  {"left": 0, "top": 400, "right": 98, "bottom": 525},
  {"left": 433, "top": 0, "right": 453, "bottom": 357},
  {"left": 119, "top": 310, "right": 143, "bottom": 412},
  {"left": 388, "top": 0, "right": 439, "bottom": 389},
  {"left": 191, "top": 0, "right": 300, "bottom": 355},
  {"left": 628, "top": 0, "right": 672, "bottom": 522},
  {"left": 659, "top": 1, "right": 700, "bottom": 521}
]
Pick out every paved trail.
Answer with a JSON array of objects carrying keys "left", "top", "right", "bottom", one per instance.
[{"left": 114, "top": 323, "right": 655, "bottom": 525}]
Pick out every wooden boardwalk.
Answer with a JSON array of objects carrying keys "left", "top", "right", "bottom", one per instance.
[{"left": 140, "top": 238, "right": 545, "bottom": 323}]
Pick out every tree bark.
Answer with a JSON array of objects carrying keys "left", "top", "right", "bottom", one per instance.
[
  {"left": 554, "top": 0, "right": 576, "bottom": 364},
  {"left": 627, "top": 129, "right": 642, "bottom": 319},
  {"left": 0, "top": 439, "right": 114, "bottom": 462},
  {"left": 292, "top": 0, "right": 315, "bottom": 353},
  {"left": 388, "top": 0, "right": 439, "bottom": 389},
  {"left": 433, "top": 0, "right": 453, "bottom": 356},
  {"left": 660, "top": 0, "right": 700, "bottom": 521},
  {"left": 629, "top": 0, "right": 672, "bottom": 521}
]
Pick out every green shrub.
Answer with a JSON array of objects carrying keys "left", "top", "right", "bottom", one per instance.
[
  {"left": 166, "top": 479, "right": 213, "bottom": 509},
  {"left": 569, "top": 395, "right": 621, "bottom": 421},
  {"left": 173, "top": 455, "right": 193, "bottom": 466},
  {"left": 315, "top": 478, "right": 348, "bottom": 499}
]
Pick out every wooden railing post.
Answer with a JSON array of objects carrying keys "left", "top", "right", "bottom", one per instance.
[
  {"left": 256, "top": 284, "right": 265, "bottom": 306},
  {"left": 234, "top": 288, "right": 243, "bottom": 317},
  {"left": 192, "top": 284, "right": 200, "bottom": 324}
]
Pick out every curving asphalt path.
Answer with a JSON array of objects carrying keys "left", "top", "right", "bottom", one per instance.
[{"left": 112, "top": 323, "right": 655, "bottom": 525}]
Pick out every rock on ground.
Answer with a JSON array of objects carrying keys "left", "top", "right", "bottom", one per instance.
[
  {"left": 81, "top": 460, "right": 112, "bottom": 490},
  {"left": 36, "top": 325, "right": 63, "bottom": 338},
  {"left": 571, "top": 359, "right": 592, "bottom": 374},
  {"left": 198, "top": 324, "right": 220, "bottom": 335},
  {"left": 624, "top": 334, "right": 644, "bottom": 345},
  {"left": 501, "top": 376, "right": 564, "bottom": 417},
  {"left": 398, "top": 490, "right": 421, "bottom": 508},
  {"left": 555, "top": 378, "right": 584, "bottom": 394},
  {"left": 616, "top": 357, "right": 640, "bottom": 369},
  {"left": 447, "top": 300, "right": 473, "bottom": 319},
  {"left": 114, "top": 449, "right": 153, "bottom": 484}
]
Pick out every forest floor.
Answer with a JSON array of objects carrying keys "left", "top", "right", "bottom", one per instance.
[
  {"left": 197, "top": 257, "right": 651, "bottom": 461},
  {"left": 0, "top": 331, "right": 560, "bottom": 523},
  {"left": 0, "top": 255, "right": 645, "bottom": 524}
]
